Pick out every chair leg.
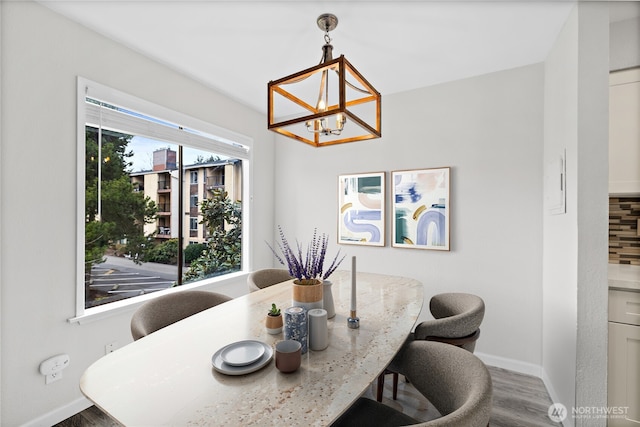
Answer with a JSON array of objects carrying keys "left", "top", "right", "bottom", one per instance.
[
  {"left": 392, "top": 372, "right": 398, "bottom": 400},
  {"left": 376, "top": 372, "right": 385, "bottom": 402}
]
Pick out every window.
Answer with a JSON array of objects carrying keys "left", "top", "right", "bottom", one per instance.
[{"left": 76, "top": 78, "right": 251, "bottom": 319}]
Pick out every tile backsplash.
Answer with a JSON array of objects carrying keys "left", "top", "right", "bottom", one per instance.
[{"left": 610, "top": 197, "right": 640, "bottom": 265}]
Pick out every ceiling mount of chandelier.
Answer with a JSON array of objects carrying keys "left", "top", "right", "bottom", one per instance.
[{"left": 267, "top": 13, "right": 382, "bottom": 147}]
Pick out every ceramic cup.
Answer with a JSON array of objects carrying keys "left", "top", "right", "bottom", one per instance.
[{"left": 275, "top": 340, "right": 302, "bottom": 373}]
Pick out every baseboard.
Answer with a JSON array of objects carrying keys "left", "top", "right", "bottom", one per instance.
[
  {"left": 22, "top": 396, "right": 92, "bottom": 427},
  {"left": 475, "top": 353, "right": 574, "bottom": 427},
  {"left": 474, "top": 351, "right": 543, "bottom": 378},
  {"left": 542, "top": 368, "right": 574, "bottom": 427}
]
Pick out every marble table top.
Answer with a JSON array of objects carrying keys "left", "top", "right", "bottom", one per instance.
[{"left": 80, "top": 270, "right": 423, "bottom": 426}]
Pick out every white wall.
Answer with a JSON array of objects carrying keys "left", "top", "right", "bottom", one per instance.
[
  {"left": 575, "top": 3, "right": 609, "bottom": 422},
  {"left": 543, "top": 4, "right": 609, "bottom": 426},
  {"left": 543, "top": 7, "right": 580, "bottom": 419},
  {"left": 0, "top": 2, "right": 276, "bottom": 426},
  {"left": 274, "top": 64, "right": 545, "bottom": 370},
  {"left": 0, "top": 1, "right": 613, "bottom": 426},
  {"left": 0, "top": 2, "right": 3, "bottom": 423}
]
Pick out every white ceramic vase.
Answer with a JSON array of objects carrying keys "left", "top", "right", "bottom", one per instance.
[{"left": 322, "top": 280, "right": 336, "bottom": 318}]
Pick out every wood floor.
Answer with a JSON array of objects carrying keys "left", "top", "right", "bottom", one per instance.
[
  {"left": 55, "top": 366, "right": 557, "bottom": 427},
  {"left": 54, "top": 405, "right": 121, "bottom": 427},
  {"left": 367, "top": 366, "right": 559, "bottom": 427}
]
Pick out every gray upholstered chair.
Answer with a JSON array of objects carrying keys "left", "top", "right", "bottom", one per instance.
[
  {"left": 378, "top": 292, "right": 485, "bottom": 401},
  {"left": 247, "top": 268, "right": 292, "bottom": 293},
  {"left": 130, "top": 290, "right": 232, "bottom": 340},
  {"left": 332, "top": 341, "right": 493, "bottom": 427}
]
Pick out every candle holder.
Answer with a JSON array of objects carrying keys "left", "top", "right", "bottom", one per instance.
[
  {"left": 284, "top": 306, "right": 308, "bottom": 354},
  {"left": 347, "top": 310, "right": 360, "bottom": 329}
]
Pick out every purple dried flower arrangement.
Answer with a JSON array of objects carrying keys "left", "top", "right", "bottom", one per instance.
[{"left": 268, "top": 226, "right": 345, "bottom": 284}]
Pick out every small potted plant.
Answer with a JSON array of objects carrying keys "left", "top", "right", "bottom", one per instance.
[{"left": 265, "top": 303, "right": 283, "bottom": 335}]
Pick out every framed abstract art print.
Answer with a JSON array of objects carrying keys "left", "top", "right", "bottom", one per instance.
[
  {"left": 338, "top": 172, "right": 385, "bottom": 246},
  {"left": 392, "top": 167, "right": 450, "bottom": 250}
]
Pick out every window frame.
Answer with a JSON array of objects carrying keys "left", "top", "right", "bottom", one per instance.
[{"left": 71, "top": 77, "right": 253, "bottom": 324}]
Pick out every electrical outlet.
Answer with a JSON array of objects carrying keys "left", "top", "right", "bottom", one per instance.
[
  {"left": 105, "top": 342, "right": 118, "bottom": 354},
  {"left": 46, "top": 371, "right": 62, "bottom": 384}
]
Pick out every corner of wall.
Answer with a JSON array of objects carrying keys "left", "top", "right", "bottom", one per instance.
[
  {"left": 475, "top": 351, "right": 542, "bottom": 378},
  {"left": 1, "top": 1, "right": 4, "bottom": 422},
  {"left": 542, "top": 3, "right": 610, "bottom": 425},
  {"left": 542, "top": 368, "right": 575, "bottom": 427},
  {"left": 542, "top": 2, "right": 579, "bottom": 415},
  {"left": 575, "top": 1, "right": 610, "bottom": 417}
]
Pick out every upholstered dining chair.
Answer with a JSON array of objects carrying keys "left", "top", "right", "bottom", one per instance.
[
  {"left": 378, "top": 292, "right": 485, "bottom": 402},
  {"left": 247, "top": 268, "right": 292, "bottom": 293},
  {"left": 332, "top": 340, "right": 493, "bottom": 427},
  {"left": 130, "top": 290, "right": 232, "bottom": 340}
]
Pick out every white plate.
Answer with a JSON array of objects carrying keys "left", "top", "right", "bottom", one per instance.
[
  {"left": 212, "top": 341, "right": 273, "bottom": 376},
  {"left": 220, "top": 340, "right": 265, "bottom": 366}
]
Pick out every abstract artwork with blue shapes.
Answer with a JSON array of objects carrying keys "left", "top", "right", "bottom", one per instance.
[
  {"left": 338, "top": 172, "right": 385, "bottom": 247},
  {"left": 392, "top": 167, "right": 450, "bottom": 251}
]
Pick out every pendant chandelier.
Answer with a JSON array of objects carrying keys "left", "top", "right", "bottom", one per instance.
[{"left": 268, "top": 14, "right": 381, "bottom": 147}]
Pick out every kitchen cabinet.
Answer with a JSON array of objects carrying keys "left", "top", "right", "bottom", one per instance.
[
  {"left": 608, "top": 289, "right": 640, "bottom": 426},
  {"left": 609, "top": 68, "right": 640, "bottom": 195}
]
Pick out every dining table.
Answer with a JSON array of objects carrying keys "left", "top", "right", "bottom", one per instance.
[{"left": 79, "top": 270, "right": 423, "bottom": 426}]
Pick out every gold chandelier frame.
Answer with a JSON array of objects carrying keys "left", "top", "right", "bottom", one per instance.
[{"left": 267, "top": 14, "right": 381, "bottom": 147}]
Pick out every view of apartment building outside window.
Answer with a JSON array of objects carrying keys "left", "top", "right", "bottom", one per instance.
[{"left": 81, "top": 83, "right": 247, "bottom": 313}]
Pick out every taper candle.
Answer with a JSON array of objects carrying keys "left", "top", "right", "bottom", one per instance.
[{"left": 351, "top": 256, "right": 356, "bottom": 312}]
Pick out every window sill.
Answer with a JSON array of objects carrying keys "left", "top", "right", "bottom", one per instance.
[{"left": 68, "top": 271, "right": 248, "bottom": 325}]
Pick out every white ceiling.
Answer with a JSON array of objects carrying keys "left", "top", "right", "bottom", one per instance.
[{"left": 40, "top": 1, "right": 640, "bottom": 114}]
